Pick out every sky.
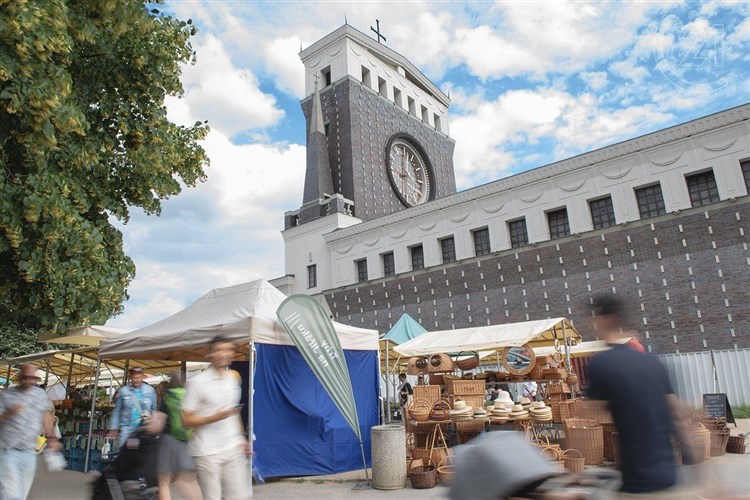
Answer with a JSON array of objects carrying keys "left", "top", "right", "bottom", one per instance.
[{"left": 106, "top": 0, "right": 750, "bottom": 331}]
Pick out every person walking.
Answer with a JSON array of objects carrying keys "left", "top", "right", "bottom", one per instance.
[
  {"left": 0, "top": 364, "right": 61, "bottom": 500},
  {"left": 182, "top": 336, "right": 250, "bottom": 500},
  {"left": 586, "top": 294, "right": 693, "bottom": 498},
  {"left": 108, "top": 367, "right": 157, "bottom": 448},
  {"left": 156, "top": 372, "right": 202, "bottom": 500},
  {"left": 397, "top": 373, "right": 413, "bottom": 408}
]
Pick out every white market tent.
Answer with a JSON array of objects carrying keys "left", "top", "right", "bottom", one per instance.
[
  {"left": 533, "top": 337, "right": 633, "bottom": 359},
  {"left": 98, "top": 280, "right": 377, "bottom": 360},
  {"left": 38, "top": 325, "right": 129, "bottom": 347},
  {"left": 393, "top": 317, "right": 581, "bottom": 357},
  {"left": 93, "top": 280, "right": 379, "bottom": 481}
]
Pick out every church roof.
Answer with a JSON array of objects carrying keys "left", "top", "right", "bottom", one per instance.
[{"left": 300, "top": 24, "right": 450, "bottom": 107}]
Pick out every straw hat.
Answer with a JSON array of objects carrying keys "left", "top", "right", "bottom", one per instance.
[
  {"left": 511, "top": 404, "right": 524, "bottom": 412},
  {"left": 520, "top": 397, "right": 532, "bottom": 406},
  {"left": 530, "top": 401, "right": 546, "bottom": 410},
  {"left": 451, "top": 400, "right": 474, "bottom": 415},
  {"left": 495, "top": 391, "right": 513, "bottom": 404},
  {"left": 473, "top": 408, "right": 487, "bottom": 417}
]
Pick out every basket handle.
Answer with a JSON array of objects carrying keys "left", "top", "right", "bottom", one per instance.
[
  {"left": 562, "top": 448, "right": 583, "bottom": 459},
  {"left": 455, "top": 350, "right": 479, "bottom": 360},
  {"left": 438, "top": 454, "right": 455, "bottom": 468}
]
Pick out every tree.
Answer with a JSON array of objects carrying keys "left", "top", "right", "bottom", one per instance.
[{"left": 0, "top": 0, "right": 209, "bottom": 333}]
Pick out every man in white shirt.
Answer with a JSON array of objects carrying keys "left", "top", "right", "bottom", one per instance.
[{"left": 183, "top": 336, "right": 250, "bottom": 500}]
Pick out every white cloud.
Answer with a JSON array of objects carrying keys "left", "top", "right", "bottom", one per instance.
[
  {"left": 580, "top": 71, "right": 609, "bottom": 91},
  {"left": 264, "top": 36, "right": 306, "bottom": 98},
  {"left": 177, "top": 34, "right": 284, "bottom": 136}
]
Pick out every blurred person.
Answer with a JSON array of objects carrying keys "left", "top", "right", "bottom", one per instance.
[
  {"left": 587, "top": 294, "right": 694, "bottom": 498},
  {"left": 108, "top": 367, "right": 157, "bottom": 448},
  {"left": 416, "top": 374, "right": 426, "bottom": 385},
  {"left": 156, "top": 372, "right": 202, "bottom": 500},
  {"left": 182, "top": 336, "right": 250, "bottom": 500},
  {"left": 397, "top": 372, "right": 413, "bottom": 408},
  {"left": 521, "top": 381, "right": 537, "bottom": 401},
  {"left": 0, "top": 364, "right": 61, "bottom": 500}
]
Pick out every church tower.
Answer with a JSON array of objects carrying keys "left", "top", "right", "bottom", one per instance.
[{"left": 285, "top": 23, "right": 456, "bottom": 228}]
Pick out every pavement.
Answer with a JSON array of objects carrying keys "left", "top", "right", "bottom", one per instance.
[{"left": 27, "top": 420, "right": 750, "bottom": 499}]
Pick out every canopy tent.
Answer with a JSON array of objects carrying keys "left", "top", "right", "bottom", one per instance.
[
  {"left": 382, "top": 313, "right": 427, "bottom": 344},
  {"left": 97, "top": 280, "right": 380, "bottom": 479},
  {"left": 38, "top": 325, "right": 129, "bottom": 347},
  {"left": 99, "top": 281, "right": 376, "bottom": 360},
  {"left": 393, "top": 317, "right": 581, "bottom": 357},
  {"left": 533, "top": 338, "right": 633, "bottom": 359}
]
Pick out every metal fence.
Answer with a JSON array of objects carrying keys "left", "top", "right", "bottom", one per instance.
[{"left": 659, "top": 348, "right": 750, "bottom": 407}]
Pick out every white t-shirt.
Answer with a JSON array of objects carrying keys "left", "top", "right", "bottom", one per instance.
[{"left": 182, "top": 366, "right": 245, "bottom": 457}]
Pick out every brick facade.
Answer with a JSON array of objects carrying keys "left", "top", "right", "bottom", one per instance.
[
  {"left": 325, "top": 199, "right": 750, "bottom": 354},
  {"left": 301, "top": 77, "right": 456, "bottom": 222}
]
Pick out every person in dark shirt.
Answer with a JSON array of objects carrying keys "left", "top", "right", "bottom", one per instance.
[
  {"left": 587, "top": 294, "right": 693, "bottom": 497},
  {"left": 398, "top": 373, "right": 413, "bottom": 408}
]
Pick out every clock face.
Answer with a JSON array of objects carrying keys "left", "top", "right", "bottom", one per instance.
[{"left": 386, "top": 138, "right": 431, "bottom": 207}]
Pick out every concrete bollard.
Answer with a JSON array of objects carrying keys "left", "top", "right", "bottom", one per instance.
[{"left": 371, "top": 424, "right": 407, "bottom": 490}]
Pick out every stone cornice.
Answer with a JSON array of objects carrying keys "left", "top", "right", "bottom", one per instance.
[
  {"left": 300, "top": 24, "right": 450, "bottom": 107},
  {"left": 326, "top": 103, "right": 750, "bottom": 243}
]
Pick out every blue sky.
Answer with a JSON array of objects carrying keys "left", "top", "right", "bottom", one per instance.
[{"left": 107, "top": 0, "right": 749, "bottom": 330}]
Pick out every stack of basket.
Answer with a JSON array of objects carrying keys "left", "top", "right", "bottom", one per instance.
[
  {"left": 727, "top": 434, "right": 747, "bottom": 454},
  {"left": 446, "top": 379, "right": 485, "bottom": 411},
  {"left": 546, "top": 381, "right": 571, "bottom": 423},
  {"left": 563, "top": 418, "right": 604, "bottom": 465},
  {"left": 699, "top": 416, "right": 730, "bottom": 457}
]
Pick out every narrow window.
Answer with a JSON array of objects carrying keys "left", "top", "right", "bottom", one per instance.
[
  {"left": 508, "top": 219, "right": 528, "bottom": 249},
  {"left": 356, "top": 259, "right": 368, "bottom": 283},
  {"left": 686, "top": 170, "right": 720, "bottom": 207},
  {"left": 324, "top": 123, "right": 330, "bottom": 136},
  {"left": 361, "top": 66, "right": 371, "bottom": 89},
  {"left": 547, "top": 208, "right": 570, "bottom": 240},
  {"left": 434, "top": 113, "right": 441, "bottom": 132},
  {"left": 393, "top": 87, "right": 402, "bottom": 108},
  {"left": 742, "top": 160, "right": 750, "bottom": 192},
  {"left": 589, "top": 196, "right": 616, "bottom": 230},
  {"left": 321, "top": 66, "right": 331, "bottom": 87},
  {"left": 378, "top": 77, "right": 387, "bottom": 98},
  {"left": 307, "top": 265, "right": 317, "bottom": 289},
  {"left": 382, "top": 252, "right": 395, "bottom": 277},
  {"left": 472, "top": 228, "right": 491, "bottom": 256},
  {"left": 635, "top": 184, "right": 666, "bottom": 219},
  {"left": 410, "top": 245, "right": 424, "bottom": 271},
  {"left": 421, "top": 105, "right": 429, "bottom": 124},
  {"left": 408, "top": 97, "right": 416, "bottom": 116},
  {"left": 440, "top": 237, "right": 456, "bottom": 264}
]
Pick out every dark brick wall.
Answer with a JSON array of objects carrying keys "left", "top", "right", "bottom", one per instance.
[
  {"left": 302, "top": 77, "right": 456, "bottom": 221},
  {"left": 325, "top": 199, "right": 750, "bottom": 354}
]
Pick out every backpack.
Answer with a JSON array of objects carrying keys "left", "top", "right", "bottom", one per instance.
[{"left": 163, "top": 388, "right": 192, "bottom": 442}]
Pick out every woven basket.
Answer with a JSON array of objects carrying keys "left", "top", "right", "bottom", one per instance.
[
  {"left": 709, "top": 429, "right": 730, "bottom": 456},
  {"left": 684, "top": 422, "right": 710, "bottom": 463},
  {"left": 577, "top": 400, "right": 614, "bottom": 424},
  {"left": 727, "top": 435, "right": 747, "bottom": 454},
  {"left": 408, "top": 398, "right": 432, "bottom": 422},
  {"left": 543, "top": 367, "right": 567, "bottom": 380},
  {"left": 428, "top": 353, "right": 455, "bottom": 373},
  {"left": 559, "top": 399, "right": 579, "bottom": 422},
  {"left": 414, "top": 385, "right": 441, "bottom": 405},
  {"left": 409, "top": 458, "right": 437, "bottom": 489},
  {"left": 547, "top": 381, "right": 570, "bottom": 395},
  {"left": 452, "top": 418, "right": 487, "bottom": 433},
  {"left": 455, "top": 351, "right": 480, "bottom": 371},
  {"left": 429, "top": 374, "right": 445, "bottom": 386},
  {"left": 446, "top": 379, "right": 484, "bottom": 395},
  {"left": 407, "top": 356, "right": 429, "bottom": 375},
  {"left": 564, "top": 418, "right": 604, "bottom": 465},
  {"left": 565, "top": 371, "right": 579, "bottom": 386},
  {"left": 429, "top": 399, "right": 451, "bottom": 421},
  {"left": 437, "top": 456, "right": 455, "bottom": 485},
  {"left": 562, "top": 449, "right": 585, "bottom": 473},
  {"left": 602, "top": 423, "right": 617, "bottom": 461}
]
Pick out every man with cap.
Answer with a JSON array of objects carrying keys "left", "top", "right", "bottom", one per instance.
[
  {"left": 108, "top": 367, "right": 157, "bottom": 448},
  {"left": 0, "top": 364, "right": 60, "bottom": 500}
]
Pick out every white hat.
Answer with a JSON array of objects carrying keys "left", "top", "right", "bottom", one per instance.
[
  {"left": 520, "top": 397, "right": 532, "bottom": 406},
  {"left": 495, "top": 391, "right": 513, "bottom": 404}
]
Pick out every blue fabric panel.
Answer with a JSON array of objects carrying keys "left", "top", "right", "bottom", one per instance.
[
  {"left": 382, "top": 313, "right": 427, "bottom": 344},
  {"left": 250, "top": 344, "right": 379, "bottom": 478}
]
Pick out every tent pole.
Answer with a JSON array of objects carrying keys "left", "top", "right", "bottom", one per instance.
[
  {"left": 121, "top": 359, "right": 129, "bottom": 386},
  {"left": 248, "top": 342, "right": 254, "bottom": 497},
  {"left": 84, "top": 357, "right": 101, "bottom": 473},
  {"left": 496, "top": 350, "right": 501, "bottom": 372},
  {"left": 562, "top": 322, "right": 574, "bottom": 398},
  {"left": 4, "top": 364, "right": 11, "bottom": 388},
  {"left": 383, "top": 341, "right": 389, "bottom": 423},
  {"left": 65, "top": 353, "right": 76, "bottom": 398},
  {"left": 180, "top": 360, "right": 187, "bottom": 382},
  {"left": 43, "top": 359, "right": 51, "bottom": 388}
]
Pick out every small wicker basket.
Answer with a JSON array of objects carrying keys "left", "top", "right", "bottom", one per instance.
[
  {"left": 429, "top": 399, "right": 451, "bottom": 421},
  {"left": 562, "top": 449, "right": 585, "bottom": 473},
  {"left": 455, "top": 351, "right": 480, "bottom": 371},
  {"left": 437, "top": 456, "right": 455, "bottom": 485},
  {"left": 409, "top": 458, "right": 437, "bottom": 489},
  {"left": 407, "top": 398, "right": 432, "bottom": 422},
  {"left": 727, "top": 435, "right": 747, "bottom": 454}
]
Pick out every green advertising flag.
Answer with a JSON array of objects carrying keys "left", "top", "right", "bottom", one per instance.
[{"left": 276, "top": 295, "right": 362, "bottom": 441}]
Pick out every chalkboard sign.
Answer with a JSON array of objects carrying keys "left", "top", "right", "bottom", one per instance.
[{"left": 703, "top": 393, "right": 735, "bottom": 424}]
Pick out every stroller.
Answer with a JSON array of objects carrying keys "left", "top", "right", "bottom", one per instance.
[{"left": 91, "top": 428, "right": 161, "bottom": 500}]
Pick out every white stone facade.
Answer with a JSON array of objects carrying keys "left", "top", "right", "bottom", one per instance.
[{"left": 282, "top": 104, "right": 750, "bottom": 295}]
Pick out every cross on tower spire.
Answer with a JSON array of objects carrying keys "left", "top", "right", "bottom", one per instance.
[{"left": 370, "top": 19, "right": 386, "bottom": 44}]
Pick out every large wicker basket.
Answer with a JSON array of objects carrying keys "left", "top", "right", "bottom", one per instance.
[
  {"left": 428, "top": 353, "right": 455, "bottom": 373},
  {"left": 577, "top": 400, "right": 614, "bottom": 424},
  {"left": 455, "top": 351, "right": 480, "bottom": 371},
  {"left": 683, "top": 422, "right": 710, "bottom": 463},
  {"left": 602, "top": 423, "right": 617, "bottom": 461},
  {"left": 559, "top": 399, "right": 579, "bottom": 422},
  {"left": 564, "top": 418, "right": 604, "bottom": 465},
  {"left": 414, "top": 385, "right": 441, "bottom": 405},
  {"left": 407, "top": 356, "right": 429, "bottom": 375},
  {"left": 409, "top": 458, "right": 437, "bottom": 489},
  {"left": 709, "top": 429, "right": 730, "bottom": 456},
  {"left": 446, "top": 379, "right": 484, "bottom": 395}
]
